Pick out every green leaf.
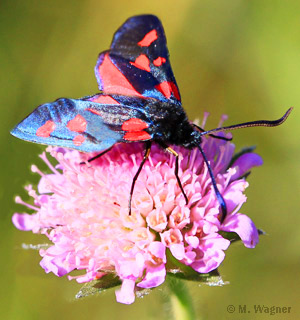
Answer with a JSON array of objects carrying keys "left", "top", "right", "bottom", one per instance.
[
  {"left": 75, "top": 273, "right": 121, "bottom": 299},
  {"left": 218, "top": 229, "right": 266, "bottom": 242},
  {"left": 219, "top": 231, "right": 241, "bottom": 243},
  {"left": 219, "top": 229, "right": 265, "bottom": 244}
]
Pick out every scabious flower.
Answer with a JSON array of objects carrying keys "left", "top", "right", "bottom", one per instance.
[{"left": 12, "top": 115, "right": 263, "bottom": 304}]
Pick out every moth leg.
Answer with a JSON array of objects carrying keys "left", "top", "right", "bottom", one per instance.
[
  {"left": 197, "top": 144, "right": 227, "bottom": 223},
  {"left": 164, "top": 145, "right": 188, "bottom": 205},
  {"left": 80, "top": 147, "right": 113, "bottom": 165},
  {"left": 129, "top": 141, "right": 152, "bottom": 215}
]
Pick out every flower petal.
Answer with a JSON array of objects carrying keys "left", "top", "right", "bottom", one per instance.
[
  {"left": 137, "top": 264, "right": 166, "bottom": 288},
  {"left": 148, "top": 241, "right": 166, "bottom": 263},
  {"left": 222, "top": 213, "right": 259, "bottom": 248},
  {"left": 12, "top": 213, "right": 36, "bottom": 231},
  {"left": 115, "top": 279, "right": 136, "bottom": 304},
  {"left": 231, "top": 153, "right": 263, "bottom": 180},
  {"left": 170, "top": 243, "right": 185, "bottom": 260},
  {"left": 191, "top": 233, "right": 230, "bottom": 273}
]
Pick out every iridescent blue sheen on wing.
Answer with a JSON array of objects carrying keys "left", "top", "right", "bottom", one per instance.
[{"left": 10, "top": 95, "right": 152, "bottom": 152}]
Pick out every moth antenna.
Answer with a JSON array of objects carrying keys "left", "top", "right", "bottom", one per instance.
[
  {"left": 192, "top": 123, "right": 232, "bottom": 141},
  {"left": 199, "top": 107, "right": 293, "bottom": 136}
]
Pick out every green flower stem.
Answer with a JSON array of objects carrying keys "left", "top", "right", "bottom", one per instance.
[{"left": 166, "top": 277, "right": 196, "bottom": 320}]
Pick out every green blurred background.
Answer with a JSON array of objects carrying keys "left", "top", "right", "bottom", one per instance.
[{"left": 1, "top": 0, "right": 299, "bottom": 319}]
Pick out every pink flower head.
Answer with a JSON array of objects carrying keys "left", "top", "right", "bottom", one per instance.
[{"left": 12, "top": 116, "right": 262, "bottom": 304}]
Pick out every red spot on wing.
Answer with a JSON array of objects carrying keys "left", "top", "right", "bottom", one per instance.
[
  {"left": 73, "top": 135, "right": 85, "bottom": 146},
  {"left": 138, "top": 30, "right": 158, "bottom": 47},
  {"left": 98, "top": 53, "right": 143, "bottom": 97},
  {"left": 88, "top": 95, "right": 119, "bottom": 104},
  {"left": 130, "top": 54, "right": 151, "bottom": 72},
  {"left": 153, "top": 57, "right": 166, "bottom": 67},
  {"left": 123, "top": 131, "right": 151, "bottom": 141},
  {"left": 86, "top": 108, "right": 102, "bottom": 117},
  {"left": 170, "top": 82, "right": 180, "bottom": 101},
  {"left": 155, "top": 81, "right": 180, "bottom": 101},
  {"left": 67, "top": 115, "right": 87, "bottom": 133},
  {"left": 86, "top": 108, "right": 102, "bottom": 116},
  {"left": 122, "top": 118, "right": 150, "bottom": 141},
  {"left": 122, "top": 118, "right": 149, "bottom": 131},
  {"left": 36, "top": 120, "right": 56, "bottom": 137}
]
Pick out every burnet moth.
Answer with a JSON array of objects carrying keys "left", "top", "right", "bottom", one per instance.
[{"left": 11, "top": 15, "right": 292, "bottom": 223}]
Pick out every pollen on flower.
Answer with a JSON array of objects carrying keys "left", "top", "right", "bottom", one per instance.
[{"left": 12, "top": 115, "right": 262, "bottom": 304}]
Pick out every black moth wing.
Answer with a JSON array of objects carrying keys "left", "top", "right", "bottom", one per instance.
[{"left": 95, "top": 15, "right": 182, "bottom": 105}]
